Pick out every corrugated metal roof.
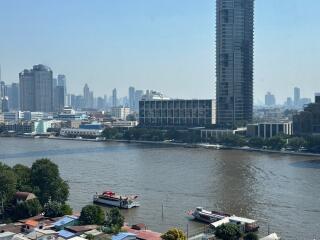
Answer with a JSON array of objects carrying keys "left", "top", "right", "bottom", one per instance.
[
  {"left": 54, "top": 216, "right": 78, "bottom": 227},
  {"left": 59, "top": 230, "right": 76, "bottom": 239},
  {"left": 112, "top": 232, "right": 136, "bottom": 240}
]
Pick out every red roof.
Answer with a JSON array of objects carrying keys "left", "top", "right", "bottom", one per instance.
[
  {"left": 25, "top": 220, "right": 39, "bottom": 227},
  {"left": 123, "top": 227, "right": 161, "bottom": 240}
]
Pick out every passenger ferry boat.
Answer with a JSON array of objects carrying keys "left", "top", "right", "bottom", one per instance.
[
  {"left": 188, "top": 207, "right": 230, "bottom": 223},
  {"left": 188, "top": 207, "right": 259, "bottom": 233},
  {"left": 93, "top": 191, "right": 140, "bottom": 209}
]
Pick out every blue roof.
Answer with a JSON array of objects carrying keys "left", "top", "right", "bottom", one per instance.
[
  {"left": 54, "top": 216, "right": 78, "bottom": 227},
  {"left": 58, "top": 230, "right": 75, "bottom": 239},
  {"left": 112, "top": 233, "right": 136, "bottom": 240}
]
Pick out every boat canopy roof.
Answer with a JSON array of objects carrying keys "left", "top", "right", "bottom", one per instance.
[
  {"left": 229, "top": 216, "right": 256, "bottom": 224},
  {"left": 210, "top": 215, "right": 256, "bottom": 228},
  {"left": 210, "top": 217, "right": 230, "bottom": 228}
]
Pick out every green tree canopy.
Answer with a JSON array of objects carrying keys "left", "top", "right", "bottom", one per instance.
[
  {"left": 13, "top": 164, "right": 33, "bottom": 192},
  {"left": 215, "top": 223, "right": 242, "bottom": 240},
  {"left": 161, "top": 228, "right": 186, "bottom": 240},
  {"left": 44, "top": 201, "right": 73, "bottom": 217},
  {"left": 12, "top": 198, "right": 42, "bottom": 221},
  {"left": 104, "top": 208, "right": 124, "bottom": 234},
  {"left": 0, "top": 163, "right": 17, "bottom": 206},
  {"left": 265, "top": 136, "right": 286, "bottom": 150},
  {"left": 79, "top": 205, "right": 105, "bottom": 225},
  {"left": 288, "top": 137, "right": 306, "bottom": 150},
  {"left": 244, "top": 233, "right": 259, "bottom": 240},
  {"left": 31, "top": 158, "right": 69, "bottom": 204},
  {"left": 248, "top": 137, "right": 265, "bottom": 148}
]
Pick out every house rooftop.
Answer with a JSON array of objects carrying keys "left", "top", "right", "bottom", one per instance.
[
  {"left": 65, "top": 225, "right": 98, "bottom": 234},
  {"left": 112, "top": 232, "right": 136, "bottom": 240},
  {"left": 54, "top": 216, "right": 78, "bottom": 227},
  {"left": 58, "top": 230, "right": 76, "bottom": 239}
]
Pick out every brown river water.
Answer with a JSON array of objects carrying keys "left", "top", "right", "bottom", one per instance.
[{"left": 0, "top": 137, "right": 320, "bottom": 239}]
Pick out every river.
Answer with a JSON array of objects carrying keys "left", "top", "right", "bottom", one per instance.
[{"left": 0, "top": 137, "right": 319, "bottom": 239}]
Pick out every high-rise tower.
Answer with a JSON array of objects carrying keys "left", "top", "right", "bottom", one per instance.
[
  {"left": 19, "top": 64, "right": 53, "bottom": 112},
  {"left": 216, "top": 0, "right": 254, "bottom": 128}
]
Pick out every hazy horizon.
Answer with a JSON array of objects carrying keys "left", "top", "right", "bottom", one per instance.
[{"left": 1, "top": 0, "right": 319, "bottom": 103}]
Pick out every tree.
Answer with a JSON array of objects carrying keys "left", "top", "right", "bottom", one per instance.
[
  {"left": 248, "top": 137, "right": 265, "bottom": 148},
  {"left": 31, "top": 158, "right": 69, "bottom": 204},
  {"left": 85, "top": 234, "right": 95, "bottom": 240},
  {"left": 288, "top": 137, "right": 306, "bottom": 150},
  {"left": 161, "top": 228, "right": 186, "bottom": 240},
  {"left": 79, "top": 205, "right": 105, "bottom": 225},
  {"left": 244, "top": 233, "right": 259, "bottom": 240},
  {"left": 13, "top": 164, "right": 33, "bottom": 192},
  {"left": 0, "top": 163, "right": 17, "bottom": 206},
  {"left": 265, "top": 136, "right": 286, "bottom": 150},
  {"left": 12, "top": 198, "right": 42, "bottom": 220},
  {"left": 44, "top": 201, "right": 73, "bottom": 217},
  {"left": 215, "top": 223, "right": 241, "bottom": 240},
  {"left": 104, "top": 208, "right": 125, "bottom": 234}
]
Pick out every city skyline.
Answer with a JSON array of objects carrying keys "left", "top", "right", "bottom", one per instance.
[{"left": 0, "top": 0, "right": 320, "bottom": 103}]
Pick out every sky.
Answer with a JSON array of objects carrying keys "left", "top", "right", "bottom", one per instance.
[{"left": 0, "top": 0, "right": 320, "bottom": 104}]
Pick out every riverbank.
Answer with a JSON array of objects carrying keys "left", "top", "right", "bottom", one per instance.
[
  {"left": 47, "top": 136, "right": 320, "bottom": 157},
  {"left": 2, "top": 135, "right": 320, "bottom": 157}
]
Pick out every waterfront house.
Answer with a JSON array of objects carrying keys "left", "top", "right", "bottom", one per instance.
[
  {"left": 0, "top": 231, "right": 16, "bottom": 240},
  {"left": 0, "top": 223, "right": 24, "bottom": 234},
  {"left": 58, "top": 230, "right": 76, "bottom": 239},
  {"left": 112, "top": 233, "right": 136, "bottom": 240},
  {"left": 21, "top": 220, "right": 42, "bottom": 233},
  {"left": 14, "top": 192, "right": 37, "bottom": 205},
  {"left": 64, "top": 225, "right": 98, "bottom": 235},
  {"left": 11, "top": 234, "right": 30, "bottom": 240},
  {"left": 122, "top": 226, "right": 161, "bottom": 240},
  {"left": 25, "top": 229, "right": 58, "bottom": 240},
  {"left": 53, "top": 216, "right": 79, "bottom": 231}
]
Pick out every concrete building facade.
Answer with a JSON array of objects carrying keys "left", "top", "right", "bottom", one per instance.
[
  {"left": 216, "top": 0, "right": 254, "bottom": 129},
  {"left": 247, "top": 122, "right": 293, "bottom": 139},
  {"left": 19, "top": 64, "right": 53, "bottom": 112},
  {"left": 139, "top": 99, "right": 216, "bottom": 128}
]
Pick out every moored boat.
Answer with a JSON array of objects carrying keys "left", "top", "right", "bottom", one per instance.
[
  {"left": 93, "top": 191, "right": 140, "bottom": 209},
  {"left": 188, "top": 207, "right": 230, "bottom": 223},
  {"left": 189, "top": 207, "right": 259, "bottom": 233}
]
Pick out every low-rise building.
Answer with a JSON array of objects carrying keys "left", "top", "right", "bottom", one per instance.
[
  {"left": 111, "top": 107, "right": 130, "bottom": 120},
  {"left": 246, "top": 122, "right": 293, "bottom": 139},
  {"left": 293, "top": 94, "right": 320, "bottom": 135},
  {"left": 3, "top": 122, "right": 33, "bottom": 134},
  {"left": 60, "top": 128, "right": 103, "bottom": 138},
  {"left": 112, "top": 121, "right": 138, "bottom": 128},
  {"left": 53, "top": 216, "right": 79, "bottom": 231},
  {"left": 14, "top": 192, "right": 37, "bottom": 205},
  {"left": 139, "top": 99, "right": 215, "bottom": 128}
]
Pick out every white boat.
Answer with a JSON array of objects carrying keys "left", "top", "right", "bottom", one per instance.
[
  {"left": 188, "top": 207, "right": 230, "bottom": 223},
  {"left": 93, "top": 191, "right": 140, "bottom": 209}
]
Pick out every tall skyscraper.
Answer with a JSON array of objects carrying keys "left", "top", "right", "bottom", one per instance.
[
  {"left": 83, "top": 84, "right": 90, "bottom": 108},
  {"left": 54, "top": 85, "right": 65, "bottom": 112},
  {"left": 57, "top": 74, "right": 67, "bottom": 103},
  {"left": 216, "top": 0, "right": 254, "bottom": 129},
  {"left": 19, "top": 64, "right": 54, "bottom": 112},
  {"left": 112, "top": 88, "right": 117, "bottom": 107},
  {"left": 129, "top": 86, "right": 135, "bottom": 110},
  {"left": 265, "top": 92, "right": 276, "bottom": 106},
  {"left": 134, "top": 90, "right": 144, "bottom": 112},
  {"left": 6, "top": 83, "right": 19, "bottom": 111},
  {"left": 294, "top": 87, "right": 300, "bottom": 106},
  {"left": 0, "top": 81, "right": 6, "bottom": 99}
]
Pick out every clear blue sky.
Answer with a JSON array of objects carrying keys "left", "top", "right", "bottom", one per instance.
[{"left": 0, "top": 0, "right": 319, "bottom": 104}]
